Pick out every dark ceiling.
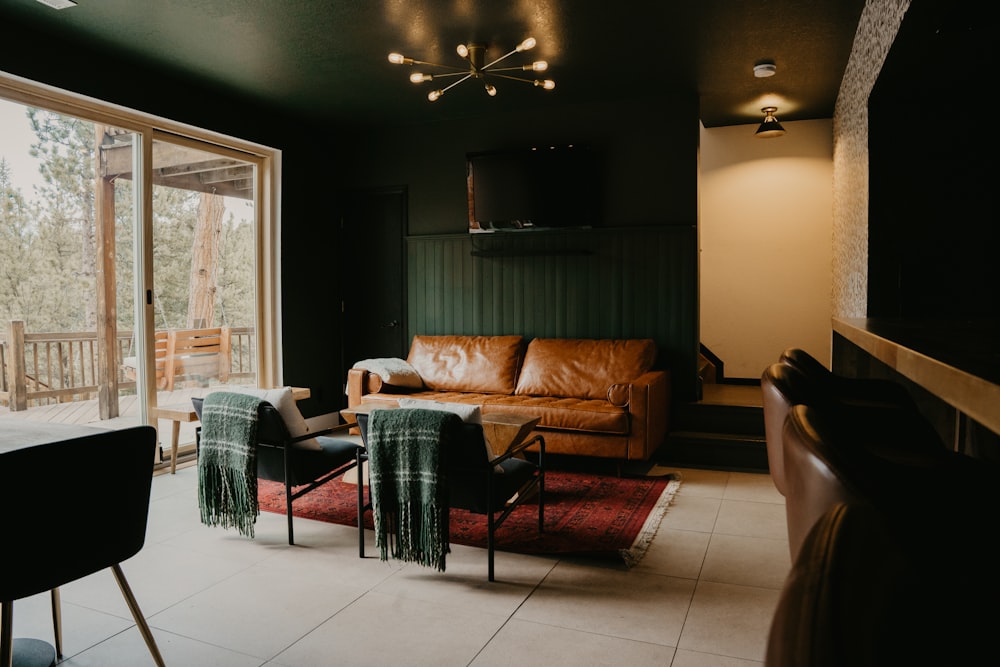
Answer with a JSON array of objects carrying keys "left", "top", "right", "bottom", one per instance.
[{"left": 2, "top": 0, "right": 867, "bottom": 128}]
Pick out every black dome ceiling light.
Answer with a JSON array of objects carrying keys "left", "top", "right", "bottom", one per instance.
[{"left": 755, "top": 106, "right": 787, "bottom": 138}]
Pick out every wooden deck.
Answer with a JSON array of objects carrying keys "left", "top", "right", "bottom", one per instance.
[{"left": 0, "top": 387, "right": 210, "bottom": 472}]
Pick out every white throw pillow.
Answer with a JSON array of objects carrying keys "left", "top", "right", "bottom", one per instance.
[
  {"left": 352, "top": 358, "right": 424, "bottom": 388},
  {"left": 221, "top": 386, "right": 321, "bottom": 450},
  {"left": 396, "top": 398, "right": 501, "bottom": 471}
]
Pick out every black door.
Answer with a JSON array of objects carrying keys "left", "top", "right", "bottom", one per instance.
[{"left": 339, "top": 187, "right": 406, "bottom": 372}]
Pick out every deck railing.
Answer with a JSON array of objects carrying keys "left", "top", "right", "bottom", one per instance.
[{"left": 0, "top": 320, "right": 256, "bottom": 411}]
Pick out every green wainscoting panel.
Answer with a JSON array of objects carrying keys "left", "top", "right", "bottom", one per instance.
[{"left": 406, "top": 226, "right": 699, "bottom": 402}]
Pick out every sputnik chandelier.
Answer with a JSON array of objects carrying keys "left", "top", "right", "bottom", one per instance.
[{"left": 387, "top": 37, "right": 555, "bottom": 102}]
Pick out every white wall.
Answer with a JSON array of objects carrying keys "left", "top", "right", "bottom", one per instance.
[{"left": 699, "top": 119, "right": 833, "bottom": 379}]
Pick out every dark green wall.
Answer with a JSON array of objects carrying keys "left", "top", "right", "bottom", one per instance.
[
  {"left": 405, "top": 228, "right": 699, "bottom": 401},
  {"left": 338, "top": 96, "right": 698, "bottom": 235},
  {"left": 332, "top": 97, "right": 702, "bottom": 404},
  {"left": 1, "top": 18, "right": 702, "bottom": 414}
]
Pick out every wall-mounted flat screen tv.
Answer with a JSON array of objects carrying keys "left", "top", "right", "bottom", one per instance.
[{"left": 467, "top": 144, "right": 603, "bottom": 233}]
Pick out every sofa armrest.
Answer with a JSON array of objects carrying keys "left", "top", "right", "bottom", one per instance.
[
  {"left": 347, "top": 367, "right": 422, "bottom": 408},
  {"left": 622, "top": 370, "right": 671, "bottom": 459},
  {"left": 346, "top": 367, "right": 384, "bottom": 408}
]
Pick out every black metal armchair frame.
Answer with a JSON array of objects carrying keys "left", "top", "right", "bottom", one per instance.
[
  {"left": 355, "top": 410, "right": 545, "bottom": 581},
  {"left": 193, "top": 397, "right": 365, "bottom": 546}
]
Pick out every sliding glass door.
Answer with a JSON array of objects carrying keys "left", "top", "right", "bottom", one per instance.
[{"left": 1, "top": 78, "right": 277, "bottom": 467}]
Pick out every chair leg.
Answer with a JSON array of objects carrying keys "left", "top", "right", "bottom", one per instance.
[
  {"left": 1, "top": 600, "right": 12, "bottom": 667},
  {"left": 284, "top": 446, "right": 295, "bottom": 545},
  {"left": 538, "top": 469, "right": 545, "bottom": 532},
  {"left": 357, "top": 451, "right": 366, "bottom": 558},
  {"left": 285, "top": 481, "right": 295, "bottom": 545},
  {"left": 111, "top": 564, "right": 166, "bottom": 667},
  {"left": 50, "top": 587, "right": 62, "bottom": 659},
  {"left": 487, "top": 511, "right": 495, "bottom": 582}
]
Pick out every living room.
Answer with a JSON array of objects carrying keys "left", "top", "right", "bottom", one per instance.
[
  {"left": 2, "top": 0, "right": 995, "bottom": 464},
  {"left": 2, "top": 1, "right": 998, "bottom": 664}
]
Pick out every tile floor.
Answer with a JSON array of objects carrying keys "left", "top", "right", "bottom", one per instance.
[{"left": 10, "top": 462, "right": 789, "bottom": 666}]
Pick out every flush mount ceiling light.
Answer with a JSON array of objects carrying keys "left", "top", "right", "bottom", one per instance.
[
  {"left": 388, "top": 38, "right": 555, "bottom": 102},
  {"left": 755, "top": 106, "right": 786, "bottom": 138}
]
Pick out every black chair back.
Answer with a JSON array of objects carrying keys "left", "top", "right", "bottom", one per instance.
[
  {"left": 192, "top": 396, "right": 296, "bottom": 483},
  {"left": 1, "top": 424, "right": 165, "bottom": 666},
  {"left": 356, "top": 408, "right": 544, "bottom": 581},
  {"left": 0, "top": 425, "right": 156, "bottom": 599}
]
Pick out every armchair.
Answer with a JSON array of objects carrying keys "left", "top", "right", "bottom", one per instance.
[
  {"left": 356, "top": 407, "right": 545, "bottom": 581},
  {"left": 1, "top": 425, "right": 164, "bottom": 667},
  {"left": 192, "top": 390, "right": 365, "bottom": 546}
]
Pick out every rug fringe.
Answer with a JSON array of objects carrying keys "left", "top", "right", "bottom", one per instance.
[{"left": 619, "top": 473, "right": 683, "bottom": 568}]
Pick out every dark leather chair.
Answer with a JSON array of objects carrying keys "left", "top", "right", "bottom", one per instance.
[
  {"left": 770, "top": 461, "right": 1000, "bottom": 665},
  {"left": 779, "top": 347, "right": 918, "bottom": 410},
  {"left": 192, "top": 396, "right": 365, "bottom": 546},
  {"left": 780, "top": 401, "right": 999, "bottom": 559},
  {"left": 779, "top": 402, "right": 957, "bottom": 560},
  {"left": 766, "top": 501, "right": 922, "bottom": 667},
  {"left": 1, "top": 425, "right": 165, "bottom": 667},
  {"left": 761, "top": 361, "right": 945, "bottom": 496},
  {"left": 355, "top": 408, "right": 544, "bottom": 581}
]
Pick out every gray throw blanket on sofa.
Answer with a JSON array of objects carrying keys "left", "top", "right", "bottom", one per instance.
[
  {"left": 198, "top": 391, "right": 263, "bottom": 538},
  {"left": 367, "top": 408, "right": 456, "bottom": 571}
]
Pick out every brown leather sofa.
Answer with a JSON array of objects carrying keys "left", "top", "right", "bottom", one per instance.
[{"left": 346, "top": 335, "right": 670, "bottom": 461}]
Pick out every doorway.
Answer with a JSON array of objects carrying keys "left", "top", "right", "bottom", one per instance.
[{"left": 339, "top": 187, "right": 407, "bottom": 373}]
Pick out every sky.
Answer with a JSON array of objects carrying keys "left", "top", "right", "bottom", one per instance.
[
  {"left": 0, "top": 98, "right": 46, "bottom": 197},
  {"left": 0, "top": 97, "right": 252, "bottom": 221}
]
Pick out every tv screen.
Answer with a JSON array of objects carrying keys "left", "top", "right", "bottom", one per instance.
[{"left": 467, "top": 145, "right": 602, "bottom": 233}]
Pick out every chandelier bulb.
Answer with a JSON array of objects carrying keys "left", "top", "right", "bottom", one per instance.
[
  {"left": 388, "top": 53, "right": 410, "bottom": 65},
  {"left": 517, "top": 37, "right": 536, "bottom": 52},
  {"left": 485, "top": 83, "right": 497, "bottom": 96},
  {"left": 535, "top": 79, "right": 556, "bottom": 90},
  {"left": 410, "top": 72, "right": 431, "bottom": 83},
  {"left": 428, "top": 89, "right": 443, "bottom": 102},
  {"left": 456, "top": 43, "right": 469, "bottom": 58},
  {"left": 530, "top": 61, "right": 548, "bottom": 72}
]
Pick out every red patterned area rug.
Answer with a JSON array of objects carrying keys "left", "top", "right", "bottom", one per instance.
[{"left": 258, "top": 470, "right": 681, "bottom": 566}]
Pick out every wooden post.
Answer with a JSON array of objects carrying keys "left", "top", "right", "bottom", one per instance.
[
  {"left": 95, "top": 124, "right": 120, "bottom": 419},
  {"left": 9, "top": 320, "right": 27, "bottom": 411}
]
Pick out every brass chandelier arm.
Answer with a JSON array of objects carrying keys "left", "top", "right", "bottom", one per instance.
[
  {"left": 484, "top": 72, "right": 548, "bottom": 85},
  {"left": 407, "top": 60, "right": 470, "bottom": 73},
  {"left": 421, "top": 71, "right": 474, "bottom": 80},
  {"left": 480, "top": 47, "right": 522, "bottom": 71},
  {"left": 438, "top": 74, "right": 474, "bottom": 94}
]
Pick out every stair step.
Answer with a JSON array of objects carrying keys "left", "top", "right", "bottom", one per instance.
[
  {"left": 662, "top": 395, "right": 768, "bottom": 472},
  {"left": 671, "top": 403, "right": 765, "bottom": 437},
  {"left": 659, "top": 430, "right": 769, "bottom": 473}
]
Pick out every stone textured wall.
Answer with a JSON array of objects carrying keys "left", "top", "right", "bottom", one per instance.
[{"left": 831, "top": 0, "right": 910, "bottom": 317}]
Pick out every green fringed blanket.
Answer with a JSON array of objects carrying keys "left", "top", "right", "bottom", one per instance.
[
  {"left": 197, "top": 391, "right": 263, "bottom": 538},
  {"left": 367, "top": 408, "right": 457, "bottom": 571}
]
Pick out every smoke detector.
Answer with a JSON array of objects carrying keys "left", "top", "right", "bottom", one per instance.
[{"left": 753, "top": 62, "right": 777, "bottom": 78}]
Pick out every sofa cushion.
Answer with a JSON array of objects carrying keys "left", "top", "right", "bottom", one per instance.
[
  {"left": 407, "top": 335, "right": 523, "bottom": 394},
  {"left": 515, "top": 338, "right": 658, "bottom": 400}
]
